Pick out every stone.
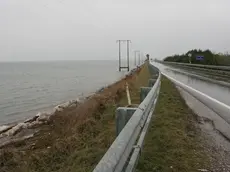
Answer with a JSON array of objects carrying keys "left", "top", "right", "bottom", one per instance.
[
  {"left": 54, "top": 100, "right": 77, "bottom": 112},
  {"left": 27, "top": 121, "right": 43, "bottom": 128},
  {"left": 36, "top": 112, "right": 50, "bottom": 122},
  {"left": 198, "top": 169, "right": 208, "bottom": 172},
  {"left": 24, "top": 115, "right": 39, "bottom": 123},
  {"left": 0, "top": 125, "right": 12, "bottom": 134},
  {"left": 5, "top": 123, "right": 27, "bottom": 136}
]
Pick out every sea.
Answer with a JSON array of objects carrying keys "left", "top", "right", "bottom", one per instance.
[{"left": 0, "top": 60, "right": 132, "bottom": 125}]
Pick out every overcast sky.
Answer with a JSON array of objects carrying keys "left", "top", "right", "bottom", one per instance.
[{"left": 1, "top": 0, "right": 230, "bottom": 61}]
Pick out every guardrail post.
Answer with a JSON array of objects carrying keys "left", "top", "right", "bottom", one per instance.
[
  {"left": 93, "top": 70, "right": 161, "bottom": 172},
  {"left": 116, "top": 107, "right": 138, "bottom": 136},
  {"left": 148, "top": 79, "right": 156, "bottom": 87},
  {"left": 140, "top": 87, "right": 151, "bottom": 102}
]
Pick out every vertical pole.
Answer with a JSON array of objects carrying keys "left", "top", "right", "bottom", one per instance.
[
  {"left": 134, "top": 51, "right": 139, "bottom": 66},
  {"left": 134, "top": 51, "right": 136, "bottom": 66},
  {"left": 138, "top": 51, "right": 141, "bottom": 65},
  {"left": 118, "top": 40, "right": 121, "bottom": 71},
  {"left": 140, "top": 52, "right": 141, "bottom": 64},
  {"left": 117, "top": 40, "right": 131, "bottom": 72},
  {"left": 127, "top": 40, "right": 130, "bottom": 71}
]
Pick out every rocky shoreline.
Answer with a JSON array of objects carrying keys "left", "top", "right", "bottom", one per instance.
[
  {"left": 0, "top": 98, "right": 84, "bottom": 148},
  {"left": 0, "top": 66, "right": 140, "bottom": 149}
]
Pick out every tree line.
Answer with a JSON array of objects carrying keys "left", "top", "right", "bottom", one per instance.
[{"left": 164, "top": 49, "right": 230, "bottom": 66}]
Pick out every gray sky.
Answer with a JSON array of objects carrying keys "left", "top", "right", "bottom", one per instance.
[{"left": 1, "top": 0, "right": 230, "bottom": 61}]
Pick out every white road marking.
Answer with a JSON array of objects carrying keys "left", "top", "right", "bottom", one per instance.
[{"left": 161, "top": 72, "right": 230, "bottom": 110}]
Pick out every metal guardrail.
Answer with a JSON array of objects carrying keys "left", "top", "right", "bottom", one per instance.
[
  {"left": 167, "top": 68, "right": 230, "bottom": 88},
  {"left": 156, "top": 60, "right": 230, "bottom": 71},
  {"left": 162, "top": 71, "right": 230, "bottom": 127},
  {"left": 93, "top": 64, "right": 161, "bottom": 172}
]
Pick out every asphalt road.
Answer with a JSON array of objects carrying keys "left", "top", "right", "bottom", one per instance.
[
  {"left": 152, "top": 61, "right": 230, "bottom": 172},
  {"left": 152, "top": 62, "right": 230, "bottom": 106}
]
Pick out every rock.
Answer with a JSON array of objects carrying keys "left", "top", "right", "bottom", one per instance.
[
  {"left": 24, "top": 115, "right": 39, "bottom": 123},
  {"left": 36, "top": 112, "right": 50, "bottom": 122},
  {"left": 0, "top": 125, "right": 13, "bottom": 134},
  {"left": 0, "top": 133, "right": 34, "bottom": 148},
  {"left": 97, "top": 87, "right": 105, "bottom": 93},
  {"left": 54, "top": 101, "right": 71, "bottom": 112},
  {"left": 27, "top": 121, "right": 43, "bottom": 128},
  {"left": 69, "top": 103, "right": 77, "bottom": 108},
  {"left": 5, "top": 123, "right": 27, "bottom": 136},
  {"left": 54, "top": 105, "right": 64, "bottom": 112},
  {"left": 198, "top": 169, "right": 208, "bottom": 172},
  {"left": 54, "top": 99, "right": 80, "bottom": 112}
]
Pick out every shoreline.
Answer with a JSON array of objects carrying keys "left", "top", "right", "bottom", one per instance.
[
  {"left": 0, "top": 67, "right": 136, "bottom": 127},
  {"left": 0, "top": 60, "right": 131, "bottom": 127},
  {"left": 0, "top": 66, "right": 140, "bottom": 148},
  {"left": 0, "top": 96, "right": 84, "bottom": 148},
  {"left": 0, "top": 63, "right": 146, "bottom": 172}
]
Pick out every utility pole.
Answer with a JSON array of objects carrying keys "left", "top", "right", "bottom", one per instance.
[
  {"left": 134, "top": 50, "right": 140, "bottom": 66},
  {"left": 138, "top": 51, "right": 141, "bottom": 65},
  {"left": 117, "top": 40, "right": 121, "bottom": 71},
  {"left": 127, "top": 40, "right": 130, "bottom": 71},
  {"left": 134, "top": 51, "right": 137, "bottom": 66},
  {"left": 116, "top": 40, "right": 131, "bottom": 71},
  {"left": 141, "top": 52, "right": 144, "bottom": 64}
]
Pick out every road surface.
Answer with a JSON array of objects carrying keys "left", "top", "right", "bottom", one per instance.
[{"left": 152, "top": 62, "right": 230, "bottom": 106}]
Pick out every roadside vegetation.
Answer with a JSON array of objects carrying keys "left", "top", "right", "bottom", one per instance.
[
  {"left": 1, "top": 64, "right": 212, "bottom": 172},
  {"left": 164, "top": 49, "right": 230, "bottom": 66},
  {"left": 0, "top": 64, "right": 150, "bottom": 172},
  {"left": 136, "top": 76, "right": 210, "bottom": 172}
]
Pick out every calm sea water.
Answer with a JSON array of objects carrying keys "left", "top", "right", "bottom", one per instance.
[{"left": 0, "top": 60, "right": 130, "bottom": 125}]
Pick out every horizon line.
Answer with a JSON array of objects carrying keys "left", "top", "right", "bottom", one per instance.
[{"left": 0, "top": 59, "right": 123, "bottom": 63}]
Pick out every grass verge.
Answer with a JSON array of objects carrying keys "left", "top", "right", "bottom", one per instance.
[
  {"left": 136, "top": 76, "right": 209, "bottom": 172},
  {"left": 0, "top": 64, "right": 150, "bottom": 172}
]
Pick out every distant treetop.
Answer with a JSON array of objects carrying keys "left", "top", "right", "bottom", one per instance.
[{"left": 163, "top": 49, "right": 230, "bottom": 66}]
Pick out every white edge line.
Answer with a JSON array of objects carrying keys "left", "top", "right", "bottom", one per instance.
[{"left": 161, "top": 72, "right": 230, "bottom": 110}]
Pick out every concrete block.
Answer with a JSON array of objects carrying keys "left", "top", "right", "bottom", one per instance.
[
  {"left": 116, "top": 107, "right": 137, "bottom": 136},
  {"left": 140, "top": 87, "right": 151, "bottom": 102}
]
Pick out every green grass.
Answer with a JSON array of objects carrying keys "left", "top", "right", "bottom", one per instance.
[
  {"left": 119, "top": 64, "right": 151, "bottom": 106},
  {"left": 136, "top": 76, "right": 209, "bottom": 172}
]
